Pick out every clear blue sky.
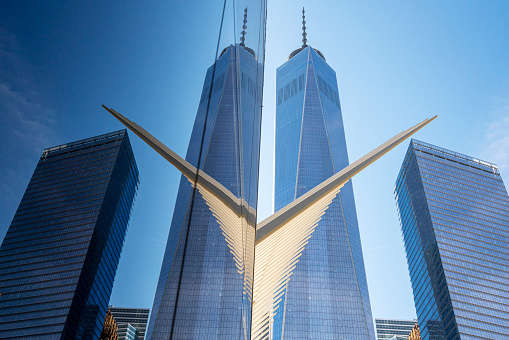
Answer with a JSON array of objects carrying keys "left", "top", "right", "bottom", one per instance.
[{"left": 1, "top": 0, "right": 509, "bottom": 324}]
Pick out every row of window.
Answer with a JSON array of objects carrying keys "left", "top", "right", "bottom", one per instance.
[
  {"left": 241, "top": 72, "right": 259, "bottom": 98},
  {"left": 200, "top": 72, "right": 225, "bottom": 104},
  {"left": 316, "top": 75, "right": 341, "bottom": 109},
  {"left": 277, "top": 73, "right": 305, "bottom": 105}
]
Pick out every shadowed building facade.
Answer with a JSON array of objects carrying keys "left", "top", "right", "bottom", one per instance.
[
  {"left": 270, "top": 11, "right": 374, "bottom": 339},
  {"left": 396, "top": 140, "right": 509, "bottom": 339},
  {"left": 146, "top": 41, "right": 264, "bottom": 339},
  {"left": 0, "top": 130, "right": 139, "bottom": 339}
]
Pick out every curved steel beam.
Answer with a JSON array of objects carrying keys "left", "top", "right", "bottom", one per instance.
[{"left": 255, "top": 115, "right": 437, "bottom": 244}]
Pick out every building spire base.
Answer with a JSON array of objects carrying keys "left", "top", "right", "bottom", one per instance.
[{"left": 302, "top": 7, "right": 307, "bottom": 48}]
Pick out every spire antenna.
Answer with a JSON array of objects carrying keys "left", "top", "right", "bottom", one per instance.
[
  {"left": 240, "top": 7, "right": 247, "bottom": 47},
  {"left": 302, "top": 7, "right": 307, "bottom": 48}
]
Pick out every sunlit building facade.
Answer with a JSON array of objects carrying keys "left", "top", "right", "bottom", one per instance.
[
  {"left": 0, "top": 130, "right": 139, "bottom": 339},
  {"left": 408, "top": 323, "right": 421, "bottom": 340},
  {"left": 271, "top": 21, "right": 374, "bottom": 338},
  {"left": 396, "top": 140, "right": 509, "bottom": 339}
]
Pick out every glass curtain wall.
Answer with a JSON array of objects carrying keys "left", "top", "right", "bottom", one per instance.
[
  {"left": 395, "top": 140, "right": 509, "bottom": 340},
  {"left": 0, "top": 130, "right": 139, "bottom": 339},
  {"left": 272, "top": 45, "right": 374, "bottom": 339},
  {"left": 147, "top": 1, "right": 267, "bottom": 339}
]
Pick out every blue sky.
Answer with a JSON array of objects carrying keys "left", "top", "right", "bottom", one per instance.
[{"left": 1, "top": 0, "right": 509, "bottom": 324}]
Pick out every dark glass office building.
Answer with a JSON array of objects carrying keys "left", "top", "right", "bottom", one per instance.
[
  {"left": 146, "top": 41, "right": 264, "bottom": 339},
  {"left": 0, "top": 130, "right": 139, "bottom": 339},
  {"left": 272, "top": 36, "right": 374, "bottom": 339},
  {"left": 109, "top": 306, "right": 149, "bottom": 340},
  {"left": 395, "top": 139, "right": 509, "bottom": 339}
]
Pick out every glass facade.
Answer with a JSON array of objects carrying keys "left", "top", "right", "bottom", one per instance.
[
  {"left": 125, "top": 324, "right": 140, "bottom": 340},
  {"left": 147, "top": 40, "right": 265, "bottom": 339},
  {"left": 375, "top": 319, "right": 416, "bottom": 340},
  {"left": 272, "top": 45, "right": 374, "bottom": 339},
  {"left": 395, "top": 139, "right": 509, "bottom": 340},
  {"left": 0, "top": 130, "right": 139, "bottom": 339},
  {"left": 109, "top": 307, "right": 149, "bottom": 340}
]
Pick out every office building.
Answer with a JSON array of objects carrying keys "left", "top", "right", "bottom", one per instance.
[
  {"left": 104, "top": 5, "right": 429, "bottom": 340},
  {"left": 269, "top": 9, "right": 374, "bottom": 339},
  {"left": 0, "top": 130, "right": 139, "bottom": 339},
  {"left": 101, "top": 310, "right": 119, "bottom": 340},
  {"left": 395, "top": 139, "right": 509, "bottom": 339},
  {"left": 375, "top": 319, "right": 416, "bottom": 340},
  {"left": 408, "top": 323, "right": 421, "bottom": 340},
  {"left": 146, "top": 7, "right": 266, "bottom": 338},
  {"left": 108, "top": 307, "right": 149, "bottom": 340}
]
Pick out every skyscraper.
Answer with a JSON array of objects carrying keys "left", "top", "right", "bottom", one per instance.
[
  {"left": 104, "top": 5, "right": 433, "bottom": 339},
  {"left": 375, "top": 319, "right": 417, "bottom": 340},
  {"left": 145, "top": 13, "right": 266, "bottom": 337},
  {"left": 0, "top": 130, "right": 139, "bottom": 339},
  {"left": 108, "top": 307, "right": 149, "bottom": 340},
  {"left": 107, "top": 96, "right": 433, "bottom": 340},
  {"left": 270, "top": 9, "right": 374, "bottom": 339},
  {"left": 395, "top": 139, "right": 509, "bottom": 339}
]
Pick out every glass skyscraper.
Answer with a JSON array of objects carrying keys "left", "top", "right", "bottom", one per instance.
[
  {"left": 146, "top": 41, "right": 265, "bottom": 340},
  {"left": 395, "top": 139, "right": 509, "bottom": 339},
  {"left": 272, "top": 21, "right": 375, "bottom": 339},
  {"left": 0, "top": 130, "right": 139, "bottom": 339},
  {"left": 109, "top": 306, "right": 149, "bottom": 340},
  {"left": 375, "top": 319, "right": 416, "bottom": 340}
]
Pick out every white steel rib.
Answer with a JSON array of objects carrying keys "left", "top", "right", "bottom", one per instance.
[
  {"left": 102, "top": 105, "right": 256, "bottom": 298},
  {"left": 103, "top": 104, "right": 435, "bottom": 339},
  {"left": 102, "top": 105, "right": 256, "bottom": 221},
  {"left": 250, "top": 115, "right": 436, "bottom": 339}
]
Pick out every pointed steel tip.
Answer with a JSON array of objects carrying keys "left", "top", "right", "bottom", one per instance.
[
  {"left": 422, "top": 115, "right": 437, "bottom": 125},
  {"left": 102, "top": 104, "right": 116, "bottom": 115},
  {"left": 102, "top": 105, "right": 122, "bottom": 121}
]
